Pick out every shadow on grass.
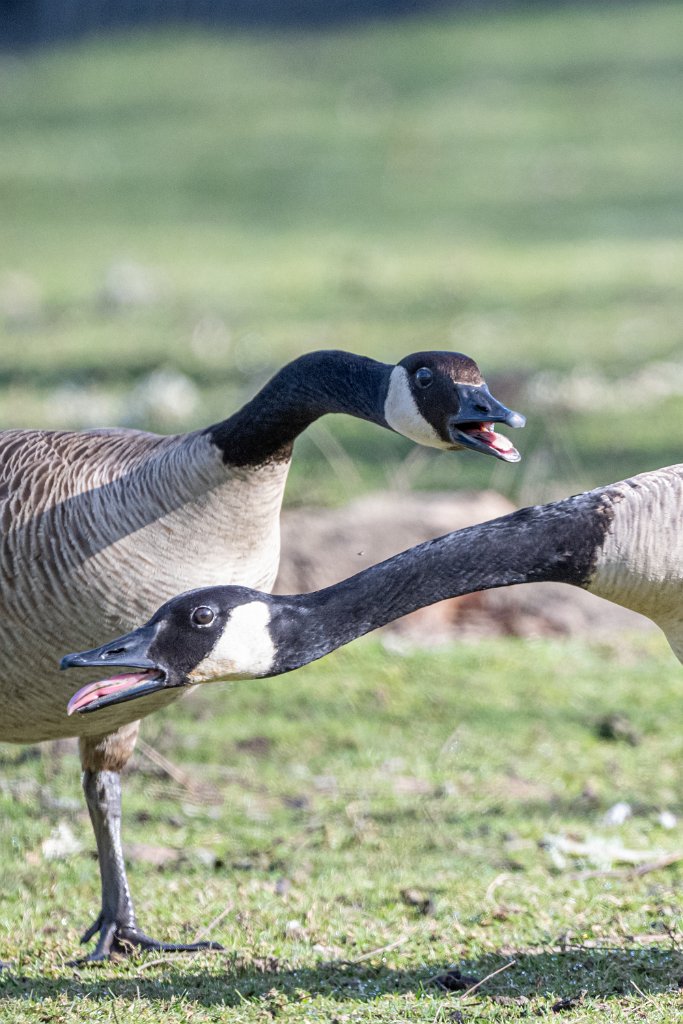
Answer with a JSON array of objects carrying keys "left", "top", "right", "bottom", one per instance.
[{"left": 2, "top": 947, "right": 682, "bottom": 1005}]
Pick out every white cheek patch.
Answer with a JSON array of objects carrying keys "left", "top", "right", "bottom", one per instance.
[
  {"left": 189, "top": 600, "right": 275, "bottom": 683},
  {"left": 384, "top": 366, "right": 450, "bottom": 450}
]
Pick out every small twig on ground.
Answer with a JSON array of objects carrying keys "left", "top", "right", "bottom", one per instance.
[
  {"left": 561, "top": 937, "right": 683, "bottom": 950},
  {"left": 193, "top": 902, "right": 234, "bottom": 942},
  {"left": 631, "top": 851, "right": 683, "bottom": 876},
  {"left": 350, "top": 934, "right": 410, "bottom": 963},
  {"left": 629, "top": 933, "right": 683, "bottom": 947},
  {"left": 485, "top": 872, "right": 511, "bottom": 902},
  {"left": 630, "top": 979, "right": 659, "bottom": 1008},
  {"left": 138, "top": 955, "right": 186, "bottom": 971},
  {"left": 571, "top": 850, "right": 683, "bottom": 881},
  {"left": 458, "top": 959, "right": 516, "bottom": 999},
  {"left": 138, "top": 949, "right": 221, "bottom": 971}
]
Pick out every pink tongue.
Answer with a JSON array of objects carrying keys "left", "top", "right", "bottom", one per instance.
[
  {"left": 67, "top": 671, "right": 155, "bottom": 716},
  {"left": 489, "top": 431, "right": 514, "bottom": 454},
  {"left": 469, "top": 429, "right": 514, "bottom": 453}
]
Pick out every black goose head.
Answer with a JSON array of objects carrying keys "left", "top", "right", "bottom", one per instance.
[
  {"left": 385, "top": 351, "right": 525, "bottom": 462},
  {"left": 62, "top": 586, "right": 278, "bottom": 715}
]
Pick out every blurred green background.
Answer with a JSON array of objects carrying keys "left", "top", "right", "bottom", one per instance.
[{"left": 2, "top": 0, "right": 682, "bottom": 505}]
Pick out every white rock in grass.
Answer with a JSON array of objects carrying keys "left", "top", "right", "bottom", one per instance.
[
  {"left": 42, "top": 822, "right": 82, "bottom": 860},
  {"left": 658, "top": 811, "right": 677, "bottom": 830},
  {"left": 602, "top": 802, "right": 632, "bottom": 826}
]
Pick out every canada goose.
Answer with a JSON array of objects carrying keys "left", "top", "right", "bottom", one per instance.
[
  {"left": 64, "top": 462, "right": 683, "bottom": 713},
  {"left": 0, "top": 348, "right": 524, "bottom": 961}
]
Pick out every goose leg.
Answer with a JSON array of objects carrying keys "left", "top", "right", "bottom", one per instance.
[{"left": 77, "top": 728, "right": 222, "bottom": 962}]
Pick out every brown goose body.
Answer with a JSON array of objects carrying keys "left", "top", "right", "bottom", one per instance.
[
  {"left": 1, "top": 427, "right": 285, "bottom": 742},
  {"left": 0, "top": 348, "right": 524, "bottom": 961}
]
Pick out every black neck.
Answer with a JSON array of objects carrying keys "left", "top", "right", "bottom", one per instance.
[
  {"left": 269, "top": 489, "right": 613, "bottom": 674},
  {"left": 207, "top": 351, "right": 391, "bottom": 466}
]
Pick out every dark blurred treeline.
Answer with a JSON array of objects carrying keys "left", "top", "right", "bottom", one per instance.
[{"left": 1, "top": 0, "right": 555, "bottom": 49}]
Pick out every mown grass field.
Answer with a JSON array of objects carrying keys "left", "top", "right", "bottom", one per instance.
[
  {"left": 3, "top": 637, "right": 683, "bottom": 1021},
  {"left": 2, "top": 1, "right": 683, "bottom": 1021}
]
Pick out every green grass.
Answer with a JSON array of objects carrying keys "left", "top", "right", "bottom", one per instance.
[
  {"left": 1, "top": 2, "right": 683, "bottom": 501},
  {"left": 3, "top": 634, "right": 683, "bottom": 1020}
]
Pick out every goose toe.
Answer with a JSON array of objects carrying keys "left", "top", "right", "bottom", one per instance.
[{"left": 71, "top": 916, "right": 223, "bottom": 964}]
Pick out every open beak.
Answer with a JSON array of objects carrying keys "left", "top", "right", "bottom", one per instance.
[
  {"left": 449, "top": 384, "right": 525, "bottom": 463},
  {"left": 61, "top": 624, "right": 171, "bottom": 715}
]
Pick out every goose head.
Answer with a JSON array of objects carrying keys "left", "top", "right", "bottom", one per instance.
[
  {"left": 62, "top": 587, "right": 281, "bottom": 715},
  {"left": 385, "top": 351, "right": 525, "bottom": 462}
]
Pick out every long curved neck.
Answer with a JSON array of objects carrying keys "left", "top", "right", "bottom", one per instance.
[
  {"left": 269, "top": 488, "right": 615, "bottom": 674},
  {"left": 207, "top": 351, "right": 391, "bottom": 466}
]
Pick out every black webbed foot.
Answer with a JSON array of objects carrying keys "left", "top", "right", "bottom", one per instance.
[{"left": 71, "top": 913, "right": 222, "bottom": 964}]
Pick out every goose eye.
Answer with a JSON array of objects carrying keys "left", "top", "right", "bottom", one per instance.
[
  {"left": 192, "top": 606, "right": 215, "bottom": 627},
  {"left": 414, "top": 367, "right": 433, "bottom": 388}
]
